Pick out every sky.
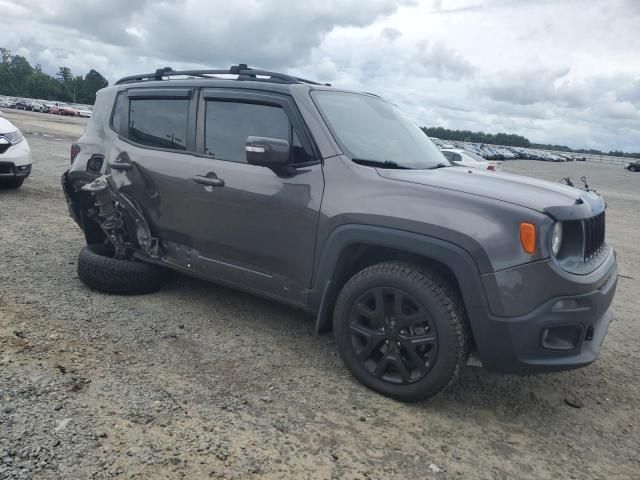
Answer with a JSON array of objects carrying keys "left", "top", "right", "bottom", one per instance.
[{"left": 1, "top": 0, "right": 639, "bottom": 152}]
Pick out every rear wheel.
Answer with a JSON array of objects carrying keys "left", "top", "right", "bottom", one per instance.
[
  {"left": 333, "top": 261, "right": 468, "bottom": 402},
  {"left": 77, "top": 243, "right": 171, "bottom": 295},
  {"left": 0, "top": 178, "right": 24, "bottom": 189}
]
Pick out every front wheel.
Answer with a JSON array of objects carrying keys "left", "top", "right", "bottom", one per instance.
[{"left": 333, "top": 262, "right": 468, "bottom": 402}]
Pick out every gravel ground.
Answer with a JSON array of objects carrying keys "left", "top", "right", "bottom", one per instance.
[{"left": 1, "top": 109, "right": 638, "bottom": 479}]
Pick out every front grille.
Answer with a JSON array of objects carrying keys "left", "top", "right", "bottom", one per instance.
[
  {"left": 583, "top": 212, "right": 605, "bottom": 261},
  {"left": 0, "top": 163, "right": 13, "bottom": 174},
  {"left": 0, "top": 143, "right": 10, "bottom": 155}
]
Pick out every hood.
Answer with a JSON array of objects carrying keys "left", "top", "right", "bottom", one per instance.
[
  {"left": 0, "top": 117, "right": 18, "bottom": 135},
  {"left": 377, "top": 166, "right": 604, "bottom": 215}
]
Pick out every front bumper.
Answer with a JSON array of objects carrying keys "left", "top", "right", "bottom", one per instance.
[
  {"left": 0, "top": 139, "right": 32, "bottom": 178},
  {"left": 471, "top": 249, "right": 618, "bottom": 374},
  {"left": 0, "top": 162, "right": 31, "bottom": 178}
]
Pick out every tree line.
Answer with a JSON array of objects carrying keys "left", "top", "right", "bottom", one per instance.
[
  {"left": 421, "top": 126, "right": 639, "bottom": 159},
  {"left": 0, "top": 48, "right": 108, "bottom": 105}
]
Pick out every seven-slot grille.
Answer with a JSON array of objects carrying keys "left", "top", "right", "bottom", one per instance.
[{"left": 583, "top": 211, "right": 605, "bottom": 261}]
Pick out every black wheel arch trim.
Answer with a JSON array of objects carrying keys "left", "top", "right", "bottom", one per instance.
[{"left": 311, "top": 225, "right": 492, "bottom": 336}]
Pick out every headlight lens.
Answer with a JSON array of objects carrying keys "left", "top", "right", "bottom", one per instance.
[
  {"left": 551, "top": 222, "right": 563, "bottom": 256},
  {"left": 3, "top": 130, "right": 24, "bottom": 144}
]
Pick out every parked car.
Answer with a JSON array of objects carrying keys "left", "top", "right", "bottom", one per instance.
[
  {"left": 43, "top": 103, "right": 56, "bottom": 113},
  {"left": 441, "top": 148, "right": 503, "bottom": 171},
  {"left": 59, "top": 105, "right": 79, "bottom": 116},
  {"left": 76, "top": 107, "right": 92, "bottom": 118},
  {"left": 47, "top": 103, "right": 63, "bottom": 115},
  {"left": 625, "top": 161, "right": 640, "bottom": 172},
  {"left": 29, "top": 101, "right": 47, "bottom": 112},
  {"left": 62, "top": 65, "right": 617, "bottom": 402},
  {"left": 0, "top": 116, "right": 32, "bottom": 189},
  {"left": 15, "top": 99, "right": 30, "bottom": 110}
]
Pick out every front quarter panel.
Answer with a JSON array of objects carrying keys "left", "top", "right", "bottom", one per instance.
[{"left": 315, "top": 156, "right": 552, "bottom": 277}]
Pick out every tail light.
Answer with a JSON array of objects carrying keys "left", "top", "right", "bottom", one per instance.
[
  {"left": 487, "top": 164, "right": 495, "bottom": 171},
  {"left": 71, "top": 143, "right": 80, "bottom": 164}
]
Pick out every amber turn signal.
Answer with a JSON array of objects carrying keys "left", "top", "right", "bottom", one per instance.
[{"left": 520, "top": 223, "right": 536, "bottom": 254}]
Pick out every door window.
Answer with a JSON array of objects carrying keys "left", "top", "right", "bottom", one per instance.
[
  {"left": 128, "top": 98, "right": 190, "bottom": 150},
  {"left": 204, "top": 101, "right": 309, "bottom": 163}
]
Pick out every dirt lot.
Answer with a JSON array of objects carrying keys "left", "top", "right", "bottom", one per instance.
[{"left": 1, "top": 109, "right": 638, "bottom": 479}]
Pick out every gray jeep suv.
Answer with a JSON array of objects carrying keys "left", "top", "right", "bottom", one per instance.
[{"left": 62, "top": 65, "right": 617, "bottom": 401}]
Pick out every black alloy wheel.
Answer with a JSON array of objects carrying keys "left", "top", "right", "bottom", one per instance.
[
  {"left": 333, "top": 262, "right": 468, "bottom": 402},
  {"left": 348, "top": 286, "right": 437, "bottom": 384}
]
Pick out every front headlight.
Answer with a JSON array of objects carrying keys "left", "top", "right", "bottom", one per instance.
[
  {"left": 551, "top": 222, "right": 563, "bottom": 257},
  {"left": 3, "top": 130, "right": 24, "bottom": 144}
]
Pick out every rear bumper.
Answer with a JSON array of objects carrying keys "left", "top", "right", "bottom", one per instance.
[{"left": 471, "top": 250, "right": 618, "bottom": 374}]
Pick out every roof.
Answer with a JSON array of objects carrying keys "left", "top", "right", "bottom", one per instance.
[{"left": 115, "top": 64, "right": 330, "bottom": 87}]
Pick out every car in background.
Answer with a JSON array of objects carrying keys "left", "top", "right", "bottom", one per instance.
[
  {"left": 76, "top": 106, "right": 92, "bottom": 118},
  {"left": 47, "top": 103, "right": 63, "bottom": 114},
  {"left": 441, "top": 148, "right": 503, "bottom": 172},
  {"left": 29, "top": 101, "right": 47, "bottom": 112},
  {"left": 0, "top": 116, "right": 32, "bottom": 189},
  {"left": 43, "top": 103, "right": 56, "bottom": 113},
  {"left": 15, "top": 99, "right": 30, "bottom": 110},
  {"left": 625, "top": 161, "right": 640, "bottom": 172},
  {"left": 495, "top": 147, "right": 517, "bottom": 160},
  {"left": 59, "top": 105, "right": 79, "bottom": 116}
]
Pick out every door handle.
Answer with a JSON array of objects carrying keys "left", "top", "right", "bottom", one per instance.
[
  {"left": 191, "top": 175, "right": 225, "bottom": 188},
  {"left": 109, "top": 161, "right": 133, "bottom": 171}
]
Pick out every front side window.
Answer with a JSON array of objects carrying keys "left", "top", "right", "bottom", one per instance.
[
  {"left": 204, "top": 101, "right": 309, "bottom": 163},
  {"left": 312, "top": 91, "right": 449, "bottom": 170},
  {"left": 128, "top": 99, "right": 189, "bottom": 150}
]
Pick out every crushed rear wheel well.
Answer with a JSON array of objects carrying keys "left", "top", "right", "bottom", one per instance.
[{"left": 68, "top": 187, "right": 108, "bottom": 245}]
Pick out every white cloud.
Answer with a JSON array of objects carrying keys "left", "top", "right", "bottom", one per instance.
[{"left": 1, "top": 0, "right": 639, "bottom": 151}]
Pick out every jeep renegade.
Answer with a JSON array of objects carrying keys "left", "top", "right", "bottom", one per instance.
[{"left": 62, "top": 65, "right": 617, "bottom": 401}]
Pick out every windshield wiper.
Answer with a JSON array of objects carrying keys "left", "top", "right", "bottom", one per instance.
[
  {"left": 352, "top": 158, "right": 411, "bottom": 169},
  {"left": 427, "top": 163, "right": 450, "bottom": 170}
]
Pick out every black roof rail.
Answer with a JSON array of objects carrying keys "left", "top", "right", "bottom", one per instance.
[{"left": 115, "top": 64, "right": 331, "bottom": 86}]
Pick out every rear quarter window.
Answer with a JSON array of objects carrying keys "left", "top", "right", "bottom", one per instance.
[{"left": 110, "top": 92, "right": 126, "bottom": 135}]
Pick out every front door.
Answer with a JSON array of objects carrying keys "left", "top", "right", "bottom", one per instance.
[{"left": 184, "top": 89, "right": 324, "bottom": 303}]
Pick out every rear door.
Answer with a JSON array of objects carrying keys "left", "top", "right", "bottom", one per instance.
[{"left": 108, "top": 87, "right": 214, "bottom": 249}]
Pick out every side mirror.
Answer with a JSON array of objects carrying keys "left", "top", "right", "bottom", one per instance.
[{"left": 246, "top": 136, "right": 290, "bottom": 166}]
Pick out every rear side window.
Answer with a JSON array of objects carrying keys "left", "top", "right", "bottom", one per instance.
[{"left": 128, "top": 99, "right": 189, "bottom": 150}]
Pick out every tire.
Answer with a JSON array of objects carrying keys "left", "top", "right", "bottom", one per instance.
[
  {"left": 77, "top": 243, "right": 171, "bottom": 295},
  {"left": 333, "top": 261, "right": 468, "bottom": 402},
  {"left": 0, "top": 178, "right": 24, "bottom": 189}
]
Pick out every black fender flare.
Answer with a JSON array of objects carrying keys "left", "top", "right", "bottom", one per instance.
[{"left": 310, "top": 225, "right": 492, "bottom": 336}]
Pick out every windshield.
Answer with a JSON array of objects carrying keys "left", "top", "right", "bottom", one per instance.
[{"left": 312, "top": 91, "right": 450, "bottom": 169}]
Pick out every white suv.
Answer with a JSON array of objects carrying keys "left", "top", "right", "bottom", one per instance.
[{"left": 0, "top": 116, "right": 32, "bottom": 188}]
